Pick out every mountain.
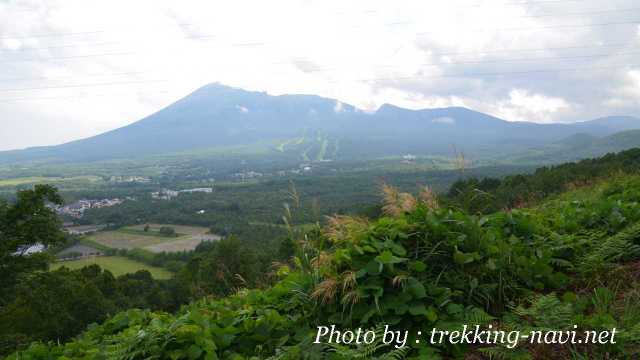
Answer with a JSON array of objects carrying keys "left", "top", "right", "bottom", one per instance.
[
  {"left": 502, "top": 129, "right": 640, "bottom": 164},
  {"left": 1, "top": 83, "right": 639, "bottom": 164}
]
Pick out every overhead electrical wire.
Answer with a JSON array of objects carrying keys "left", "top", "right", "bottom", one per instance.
[
  {"left": 1, "top": 8, "right": 638, "bottom": 47},
  {"left": 0, "top": 79, "right": 168, "bottom": 92},
  {"left": 0, "top": 1, "right": 636, "bottom": 102}
]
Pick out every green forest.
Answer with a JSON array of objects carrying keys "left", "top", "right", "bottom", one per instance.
[{"left": 3, "top": 148, "right": 640, "bottom": 358}]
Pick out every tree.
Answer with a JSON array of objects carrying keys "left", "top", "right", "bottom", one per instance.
[
  {"left": 181, "top": 236, "right": 260, "bottom": 297},
  {"left": 0, "top": 264, "right": 181, "bottom": 355},
  {"left": 0, "top": 269, "right": 112, "bottom": 349},
  {"left": 159, "top": 226, "right": 176, "bottom": 237},
  {"left": 0, "top": 185, "right": 65, "bottom": 305}
]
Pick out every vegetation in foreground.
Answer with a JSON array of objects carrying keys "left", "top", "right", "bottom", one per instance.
[
  {"left": 0, "top": 188, "right": 190, "bottom": 355},
  {"left": 0, "top": 185, "right": 282, "bottom": 355},
  {"left": 8, "top": 162, "right": 640, "bottom": 358}
]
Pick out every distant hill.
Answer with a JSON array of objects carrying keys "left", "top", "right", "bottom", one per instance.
[
  {"left": 504, "top": 129, "right": 640, "bottom": 164},
  {"left": 1, "top": 83, "right": 639, "bottom": 164}
]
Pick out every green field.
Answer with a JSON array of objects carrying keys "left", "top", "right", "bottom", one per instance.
[
  {"left": 51, "top": 256, "right": 173, "bottom": 279},
  {"left": 0, "top": 175, "right": 102, "bottom": 187},
  {"left": 0, "top": 177, "right": 64, "bottom": 186},
  {"left": 86, "top": 224, "right": 220, "bottom": 253}
]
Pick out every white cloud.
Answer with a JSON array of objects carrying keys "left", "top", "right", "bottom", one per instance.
[
  {"left": 626, "top": 70, "right": 640, "bottom": 97},
  {"left": 0, "top": 0, "right": 638, "bottom": 150},
  {"left": 605, "top": 70, "right": 640, "bottom": 108},
  {"left": 494, "top": 89, "right": 571, "bottom": 123},
  {"left": 236, "top": 105, "right": 249, "bottom": 113},
  {"left": 432, "top": 117, "right": 455, "bottom": 124},
  {"left": 2, "top": 39, "right": 22, "bottom": 50}
]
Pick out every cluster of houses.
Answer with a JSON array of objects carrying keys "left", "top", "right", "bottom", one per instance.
[
  {"left": 151, "top": 187, "right": 213, "bottom": 200},
  {"left": 401, "top": 154, "right": 417, "bottom": 164},
  {"left": 13, "top": 243, "right": 45, "bottom": 255},
  {"left": 109, "top": 175, "right": 151, "bottom": 183},
  {"left": 232, "top": 171, "right": 264, "bottom": 180},
  {"left": 63, "top": 224, "right": 106, "bottom": 235},
  {"left": 281, "top": 164, "right": 314, "bottom": 175},
  {"left": 54, "top": 198, "right": 124, "bottom": 218}
]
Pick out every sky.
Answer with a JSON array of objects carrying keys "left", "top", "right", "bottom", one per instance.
[{"left": 0, "top": 0, "right": 639, "bottom": 151}]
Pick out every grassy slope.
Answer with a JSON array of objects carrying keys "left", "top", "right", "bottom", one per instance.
[{"left": 50, "top": 256, "right": 172, "bottom": 279}]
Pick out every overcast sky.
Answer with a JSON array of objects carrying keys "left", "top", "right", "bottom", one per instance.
[{"left": 0, "top": 0, "right": 639, "bottom": 151}]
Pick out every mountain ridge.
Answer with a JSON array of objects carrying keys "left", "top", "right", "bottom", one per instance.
[{"left": 2, "top": 83, "right": 639, "bottom": 164}]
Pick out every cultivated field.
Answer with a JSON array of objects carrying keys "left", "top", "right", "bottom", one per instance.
[
  {"left": 51, "top": 256, "right": 173, "bottom": 279},
  {"left": 0, "top": 175, "right": 101, "bottom": 187},
  {"left": 86, "top": 224, "right": 220, "bottom": 253}
]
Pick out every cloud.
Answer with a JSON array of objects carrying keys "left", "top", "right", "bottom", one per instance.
[
  {"left": 605, "top": 70, "right": 640, "bottom": 108},
  {"left": 333, "top": 101, "right": 344, "bottom": 113},
  {"left": 627, "top": 70, "right": 640, "bottom": 97},
  {"left": 291, "top": 58, "right": 321, "bottom": 73},
  {"left": 494, "top": 89, "right": 571, "bottom": 123},
  {"left": 0, "top": 0, "right": 638, "bottom": 150},
  {"left": 2, "top": 39, "right": 22, "bottom": 50},
  {"left": 236, "top": 105, "right": 249, "bottom": 113},
  {"left": 432, "top": 117, "right": 455, "bottom": 124}
]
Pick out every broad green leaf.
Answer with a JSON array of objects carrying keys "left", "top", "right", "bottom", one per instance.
[
  {"left": 410, "top": 260, "right": 427, "bottom": 272},
  {"left": 375, "top": 250, "right": 407, "bottom": 265},
  {"left": 407, "top": 278, "right": 426, "bottom": 299},
  {"left": 409, "top": 303, "right": 427, "bottom": 315},
  {"left": 426, "top": 306, "right": 439, "bottom": 322},
  {"left": 365, "top": 260, "right": 382, "bottom": 275},
  {"left": 187, "top": 345, "right": 203, "bottom": 360}
]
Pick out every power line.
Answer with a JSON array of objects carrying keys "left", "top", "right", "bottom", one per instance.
[
  {"left": 0, "top": 30, "right": 104, "bottom": 41},
  {"left": 0, "top": 51, "right": 136, "bottom": 63},
  {"left": 377, "top": 51, "right": 640, "bottom": 69},
  {"left": 523, "top": 7, "right": 640, "bottom": 18},
  {"left": 2, "top": 8, "right": 638, "bottom": 50},
  {"left": 7, "top": 49, "right": 637, "bottom": 75},
  {"left": 0, "top": 48, "right": 636, "bottom": 86},
  {"left": 0, "top": 63, "right": 633, "bottom": 97},
  {"left": 336, "top": 0, "right": 590, "bottom": 14},
  {"left": 2, "top": 39, "right": 637, "bottom": 65},
  {"left": 0, "top": 71, "right": 145, "bottom": 83},
  {"left": 294, "top": 51, "right": 640, "bottom": 74},
  {"left": 468, "top": 0, "right": 589, "bottom": 6},
  {"left": 352, "top": 63, "right": 636, "bottom": 83},
  {"left": 388, "top": 8, "right": 640, "bottom": 27},
  {"left": 0, "top": 90, "right": 171, "bottom": 103},
  {"left": 418, "top": 20, "right": 639, "bottom": 35},
  {"left": 3, "top": 39, "right": 633, "bottom": 63},
  {"left": 426, "top": 43, "right": 632, "bottom": 57},
  {"left": 0, "top": 63, "right": 634, "bottom": 104},
  {"left": 0, "top": 79, "right": 167, "bottom": 92},
  {"left": 0, "top": 45, "right": 635, "bottom": 84},
  {"left": 0, "top": 41, "right": 121, "bottom": 53}
]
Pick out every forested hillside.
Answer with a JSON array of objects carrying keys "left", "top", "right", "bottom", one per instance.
[
  {"left": 8, "top": 149, "right": 640, "bottom": 359},
  {"left": 447, "top": 147, "right": 640, "bottom": 214}
]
